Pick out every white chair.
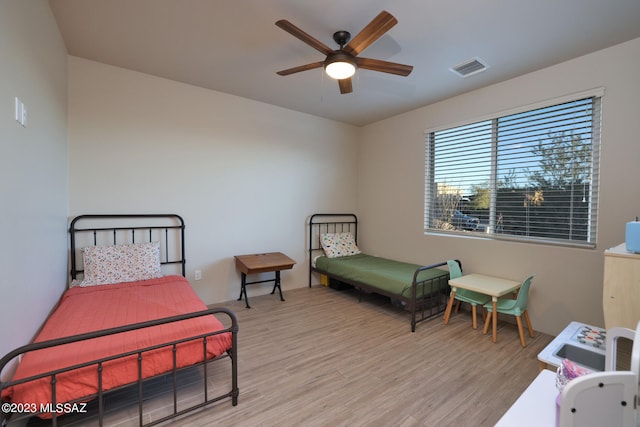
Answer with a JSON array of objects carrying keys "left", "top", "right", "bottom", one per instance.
[{"left": 558, "top": 321, "right": 640, "bottom": 427}]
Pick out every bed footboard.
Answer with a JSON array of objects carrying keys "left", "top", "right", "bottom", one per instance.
[
  {"left": 409, "top": 261, "right": 452, "bottom": 332},
  {"left": 0, "top": 308, "right": 239, "bottom": 427}
]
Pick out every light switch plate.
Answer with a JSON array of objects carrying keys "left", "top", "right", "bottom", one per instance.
[
  {"left": 15, "top": 97, "right": 21, "bottom": 123},
  {"left": 14, "top": 97, "right": 26, "bottom": 127}
]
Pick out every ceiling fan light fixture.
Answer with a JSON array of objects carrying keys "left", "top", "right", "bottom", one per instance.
[
  {"left": 276, "top": 11, "right": 411, "bottom": 94},
  {"left": 324, "top": 52, "right": 357, "bottom": 80}
]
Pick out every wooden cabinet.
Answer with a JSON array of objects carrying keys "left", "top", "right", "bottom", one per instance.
[{"left": 603, "top": 243, "right": 640, "bottom": 329}]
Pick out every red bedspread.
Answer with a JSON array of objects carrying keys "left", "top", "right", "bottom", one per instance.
[{"left": 2, "top": 275, "right": 232, "bottom": 413}]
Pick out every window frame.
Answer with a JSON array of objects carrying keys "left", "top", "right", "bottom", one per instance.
[{"left": 424, "top": 88, "right": 604, "bottom": 248}]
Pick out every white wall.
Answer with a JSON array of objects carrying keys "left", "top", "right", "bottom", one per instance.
[
  {"left": 0, "top": 1, "right": 68, "bottom": 362},
  {"left": 67, "top": 57, "right": 359, "bottom": 304},
  {"left": 4, "top": 2, "right": 638, "bottom": 359},
  {"left": 358, "top": 38, "right": 640, "bottom": 335}
]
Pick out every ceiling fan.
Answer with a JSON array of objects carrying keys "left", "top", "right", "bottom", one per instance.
[{"left": 275, "top": 10, "right": 413, "bottom": 94}]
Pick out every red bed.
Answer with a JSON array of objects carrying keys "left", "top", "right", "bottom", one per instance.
[
  {"left": 3, "top": 275, "right": 231, "bottom": 411},
  {"left": 0, "top": 214, "right": 238, "bottom": 425}
]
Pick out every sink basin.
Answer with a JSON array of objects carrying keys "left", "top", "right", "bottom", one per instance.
[
  {"left": 553, "top": 343, "right": 605, "bottom": 371},
  {"left": 538, "top": 321, "right": 607, "bottom": 371}
]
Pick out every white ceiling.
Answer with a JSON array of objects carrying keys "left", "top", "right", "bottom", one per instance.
[{"left": 49, "top": 0, "right": 640, "bottom": 126}]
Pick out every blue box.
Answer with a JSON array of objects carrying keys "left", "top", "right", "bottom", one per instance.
[{"left": 626, "top": 221, "right": 640, "bottom": 253}]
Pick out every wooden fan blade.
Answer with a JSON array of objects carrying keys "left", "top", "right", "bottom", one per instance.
[
  {"left": 342, "top": 11, "right": 397, "bottom": 56},
  {"left": 276, "top": 61, "right": 324, "bottom": 76},
  {"left": 356, "top": 57, "right": 413, "bottom": 76},
  {"left": 276, "top": 20, "right": 334, "bottom": 56},
  {"left": 338, "top": 78, "right": 353, "bottom": 94}
]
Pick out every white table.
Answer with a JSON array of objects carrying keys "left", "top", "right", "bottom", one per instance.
[
  {"left": 495, "top": 369, "right": 558, "bottom": 426},
  {"left": 444, "top": 273, "right": 521, "bottom": 342}
]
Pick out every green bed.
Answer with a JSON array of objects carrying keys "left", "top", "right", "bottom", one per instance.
[
  {"left": 309, "top": 214, "right": 453, "bottom": 332},
  {"left": 315, "top": 254, "right": 449, "bottom": 299}
]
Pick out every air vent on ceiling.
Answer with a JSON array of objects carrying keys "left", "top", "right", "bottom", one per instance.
[{"left": 450, "top": 57, "right": 488, "bottom": 78}]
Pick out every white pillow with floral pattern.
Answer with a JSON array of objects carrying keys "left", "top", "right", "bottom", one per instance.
[
  {"left": 81, "top": 241, "right": 162, "bottom": 286},
  {"left": 320, "top": 232, "right": 361, "bottom": 258}
]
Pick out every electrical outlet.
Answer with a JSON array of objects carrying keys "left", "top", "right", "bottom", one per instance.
[{"left": 194, "top": 270, "right": 202, "bottom": 281}]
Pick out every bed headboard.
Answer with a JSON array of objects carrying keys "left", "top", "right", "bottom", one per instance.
[
  {"left": 308, "top": 213, "right": 358, "bottom": 286},
  {"left": 69, "top": 214, "right": 186, "bottom": 281}
]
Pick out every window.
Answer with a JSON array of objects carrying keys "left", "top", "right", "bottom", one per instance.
[{"left": 425, "top": 91, "right": 602, "bottom": 247}]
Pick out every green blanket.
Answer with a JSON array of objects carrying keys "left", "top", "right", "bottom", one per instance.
[{"left": 315, "top": 253, "right": 449, "bottom": 299}]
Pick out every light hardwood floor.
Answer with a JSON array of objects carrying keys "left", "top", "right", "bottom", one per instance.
[
  {"left": 188, "top": 285, "right": 552, "bottom": 426},
  {"left": 19, "top": 285, "right": 553, "bottom": 426}
]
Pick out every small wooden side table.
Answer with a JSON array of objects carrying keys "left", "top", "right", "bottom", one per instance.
[{"left": 234, "top": 252, "right": 296, "bottom": 308}]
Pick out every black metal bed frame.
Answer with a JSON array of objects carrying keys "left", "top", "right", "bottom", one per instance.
[
  {"left": 69, "top": 213, "right": 187, "bottom": 281},
  {"left": 308, "top": 213, "right": 452, "bottom": 332},
  {"left": 0, "top": 214, "right": 239, "bottom": 427}
]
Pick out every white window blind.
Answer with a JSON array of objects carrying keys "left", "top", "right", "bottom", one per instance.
[{"left": 425, "top": 94, "right": 601, "bottom": 247}]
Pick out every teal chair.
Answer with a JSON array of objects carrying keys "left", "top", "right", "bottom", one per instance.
[
  {"left": 447, "top": 260, "right": 490, "bottom": 329},
  {"left": 483, "top": 275, "right": 535, "bottom": 347}
]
